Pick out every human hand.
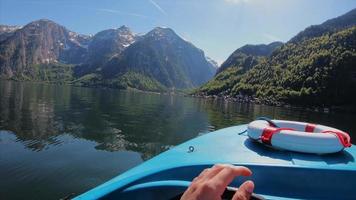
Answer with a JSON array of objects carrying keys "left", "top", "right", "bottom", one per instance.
[{"left": 180, "top": 164, "right": 254, "bottom": 200}]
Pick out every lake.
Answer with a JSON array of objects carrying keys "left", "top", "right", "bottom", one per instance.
[{"left": 0, "top": 80, "right": 355, "bottom": 200}]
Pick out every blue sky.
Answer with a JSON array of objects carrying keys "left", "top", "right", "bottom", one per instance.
[{"left": 0, "top": 0, "right": 355, "bottom": 64}]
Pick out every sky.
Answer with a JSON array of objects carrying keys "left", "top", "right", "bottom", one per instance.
[{"left": 0, "top": 0, "right": 356, "bottom": 64}]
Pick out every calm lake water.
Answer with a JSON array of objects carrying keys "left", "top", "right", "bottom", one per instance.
[{"left": 0, "top": 80, "right": 355, "bottom": 200}]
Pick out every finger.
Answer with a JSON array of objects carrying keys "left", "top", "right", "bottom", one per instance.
[
  {"left": 193, "top": 168, "right": 211, "bottom": 183},
  {"left": 209, "top": 166, "right": 252, "bottom": 194},
  {"left": 198, "top": 164, "right": 225, "bottom": 181},
  {"left": 232, "top": 181, "right": 254, "bottom": 200}
]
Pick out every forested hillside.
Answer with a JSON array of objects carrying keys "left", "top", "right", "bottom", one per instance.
[
  {"left": 216, "top": 42, "right": 283, "bottom": 74},
  {"left": 195, "top": 9, "right": 356, "bottom": 107},
  {"left": 233, "top": 27, "right": 356, "bottom": 106},
  {"left": 198, "top": 42, "right": 282, "bottom": 96},
  {"left": 290, "top": 8, "right": 356, "bottom": 43}
]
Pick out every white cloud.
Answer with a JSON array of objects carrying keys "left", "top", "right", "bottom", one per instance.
[{"left": 148, "top": 0, "right": 167, "bottom": 15}]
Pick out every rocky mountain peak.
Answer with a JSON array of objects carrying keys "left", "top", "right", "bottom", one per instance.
[
  {"left": 0, "top": 25, "right": 22, "bottom": 33},
  {"left": 117, "top": 25, "right": 131, "bottom": 32},
  {"left": 0, "top": 25, "right": 22, "bottom": 42},
  {"left": 146, "top": 27, "right": 178, "bottom": 40},
  {"left": 24, "top": 19, "right": 60, "bottom": 29},
  {"left": 93, "top": 26, "right": 135, "bottom": 44},
  {"left": 83, "top": 25, "right": 136, "bottom": 69}
]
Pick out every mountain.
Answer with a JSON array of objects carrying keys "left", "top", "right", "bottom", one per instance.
[
  {"left": 0, "top": 25, "right": 22, "bottom": 42},
  {"left": 196, "top": 41, "right": 283, "bottom": 96},
  {"left": 289, "top": 8, "right": 356, "bottom": 43},
  {"left": 196, "top": 8, "right": 356, "bottom": 107},
  {"left": 216, "top": 41, "right": 283, "bottom": 74},
  {"left": 98, "top": 27, "right": 216, "bottom": 89},
  {"left": 74, "top": 26, "right": 137, "bottom": 76},
  {"left": 87, "top": 26, "right": 136, "bottom": 67},
  {"left": 0, "top": 19, "right": 90, "bottom": 79},
  {"left": 0, "top": 19, "right": 215, "bottom": 91},
  {"left": 88, "top": 26, "right": 135, "bottom": 63},
  {"left": 232, "top": 26, "right": 356, "bottom": 106}
]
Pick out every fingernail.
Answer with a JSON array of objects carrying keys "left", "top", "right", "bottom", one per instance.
[{"left": 245, "top": 180, "right": 254, "bottom": 193}]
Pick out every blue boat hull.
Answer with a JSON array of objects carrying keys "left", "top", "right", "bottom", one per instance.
[{"left": 75, "top": 125, "right": 356, "bottom": 199}]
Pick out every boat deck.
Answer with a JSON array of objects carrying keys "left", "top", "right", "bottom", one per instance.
[{"left": 75, "top": 125, "right": 356, "bottom": 200}]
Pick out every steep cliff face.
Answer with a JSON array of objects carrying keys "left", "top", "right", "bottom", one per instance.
[{"left": 0, "top": 19, "right": 89, "bottom": 79}]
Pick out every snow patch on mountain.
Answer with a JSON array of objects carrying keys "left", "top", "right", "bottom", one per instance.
[{"left": 0, "top": 25, "right": 22, "bottom": 33}]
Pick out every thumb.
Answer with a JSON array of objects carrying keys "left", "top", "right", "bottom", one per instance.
[{"left": 232, "top": 180, "right": 254, "bottom": 200}]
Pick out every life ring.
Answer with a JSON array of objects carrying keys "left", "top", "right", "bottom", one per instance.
[{"left": 247, "top": 119, "right": 352, "bottom": 154}]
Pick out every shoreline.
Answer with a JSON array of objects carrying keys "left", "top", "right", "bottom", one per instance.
[
  {"left": 0, "top": 78, "right": 182, "bottom": 96},
  {"left": 190, "top": 94, "right": 356, "bottom": 114},
  {"left": 2, "top": 79, "right": 355, "bottom": 114}
]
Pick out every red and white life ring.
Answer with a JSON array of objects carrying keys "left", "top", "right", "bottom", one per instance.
[{"left": 247, "top": 119, "right": 352, "bottom": 154}]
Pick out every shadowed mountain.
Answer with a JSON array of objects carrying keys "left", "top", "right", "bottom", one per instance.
[
  {"left": 290, "top": 8, "right": 356, "bottom": 43},
  {"left": 196, "top": 41, "right": 283, "bottom": 96},
  {"left": 100, "top": 27, "right": 216, "bottom": 89},
  {"left": 74, "top": 26, "right": 137, "bottom": 77},
  {"left": 216, "top": 41, "right": 283, "bottom": 74}
]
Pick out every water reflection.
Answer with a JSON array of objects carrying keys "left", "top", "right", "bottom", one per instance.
[
  {"left": 1, "top": 80, "right": 355, "bottom": 155},
  {"left": 1, "top": 80, "right": 356, "bottom": 200},
  {"left": 0, "top": 81, "right": 212, "bottom": 158}
]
